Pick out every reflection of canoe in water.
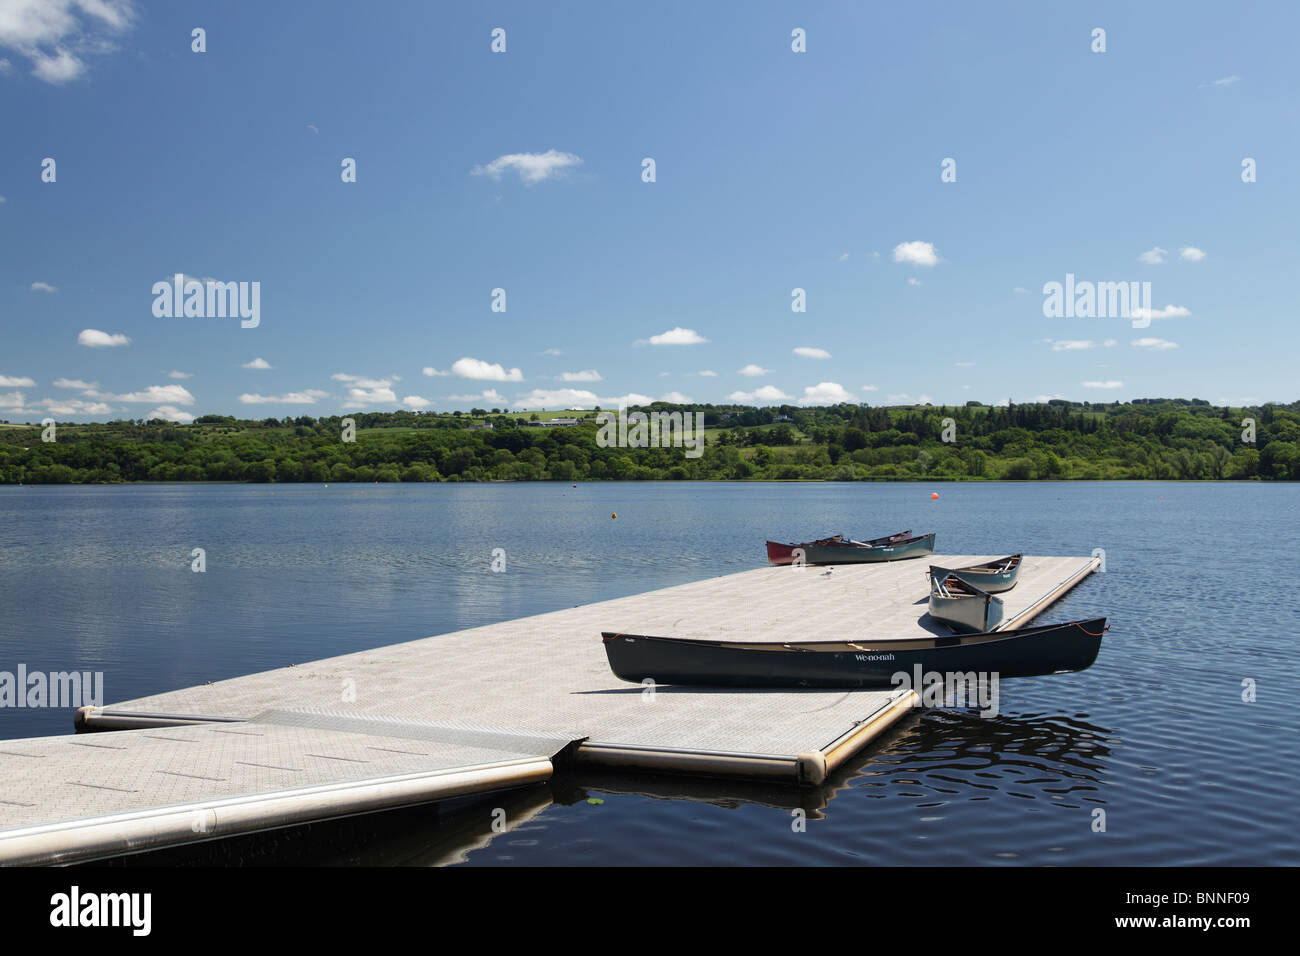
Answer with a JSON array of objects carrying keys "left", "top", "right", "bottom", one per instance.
[
  {"left": 801, "top": 532, "right": 936, "bottom": 565},
  {"left": 765, "top": 530, "right": 910, "bottom": 566},
  {"left": 601, "top": 617, "right": 1108, "bottom": 688},
  {"left": 929, "top": 572, "right": 1004, "bottom": 633},
  {"left": 928, "top": 554, "right": 1022, "bottom": 594}
]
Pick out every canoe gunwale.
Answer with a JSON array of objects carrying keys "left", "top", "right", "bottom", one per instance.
[{"left": 601, "top": 617, "right": 1104, "bottom": 654}]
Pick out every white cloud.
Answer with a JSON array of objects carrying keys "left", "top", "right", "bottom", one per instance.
[
  {"left": 512, "top": 388, "right": 653, "bottom": 409},
  {"left": 0, "top": 0, "right": 136, "bottom": 85},
  {"left": 447, "top": 389, "right": 507, "bottom": 404},
  {"left": 513, "top": 388, "right": 598, "bottom": 409},
  {"left": 85, "top": 384, "right": 195, "bottom": 405},
  {"left": 798, "top": 382, "right": 855, "bottom": 405},
  {"left": 0, "top": 391, "right": 24, "bottom": 408},
  {"left": 540, "top": 348, "right": 563, "bottom": 356},
  {"left": 1200, "top": 75, "right": 1240, "bottom": 88},
  {"left": 907, "top": 277, "right": 922, "bottom": 286},
  {"left": 729, "top": 385, "right": 792, "bottom": 403},
  {"left": 147, "top": 405, "right": 194, "bottom": 423},
  {"left": 1033, "top": 393, "right": 1066, "bottom": 403},
  {"left": 560, "top": 369, "right": 601, "bottom": 382},
  {"left": 1180, "top": 246, "right": 1206, "bottom": 261},
  {"left": 638, "top": 327, "right": 709, "bottom": 346},
  {"left": 332, "top": 372, "right": 391, "bottom": 387},
  {"left": 1131, "top": 337, "right": 1179, "bottom": 350},
  {"left": 167, "top": 370, "right": 192, "bottom": 379},
  {"left": 606, "top": 392, "right": 655, "bottom": 407},
  {"left": 1128, "top": 304, "right": 1191, "bottom": 322},
  {"left": 421, "top": 366, "right": 450, "bottom": 377},
  {"left": 343, "top": 386, "right": 397, "bottom": 406},
  {"left": 470, "top": 150, "right": 582, "bottom": 184},
  {"left": 450, "top": 357, "right": 524, "bottom": 381},
  {"left": 242, "top": 357, "right": 273, "bottom": 369},
  {"left": 77, "top": 329, "right": 130, "bottom": 348},
  {"left": 332, "top": 373, "right": 398, "bottom": 405},
  {"left": 1012, "top": 287, "right": 1030, "bottom": 294},
  {"left": 892, "top": 241, "right": 940, "bottom": 267},
  {"left": 30, "top": 281, "right": 57, "bottom": 293},
  {"left": 860, "top": 384, "right": 879, "bottom": 391},
  {"left": 660, "top": 391, "right": 692, "bottom": 404},
  {"left": 53, "top": 377, "right": 96, "bottom": 389},
  {"left": 238, "top": 390, "right": 329, "bottom": 405},
  {"left": 697, "top": 370, "right": 717, "bottom": 377},
  {"left": 34, "top": 398, "right": 113, "bottom": 415},
  {"left": 1046, "top": 339, "right": 1118, "bottom": 351},
  {"left": 401, "top": 395, "right": 433, "bottom": 409},
  {"left": 793, "top": 346, "right": 830, "bottom": 359},
  {"left": 838, "top": 252, "right": 849, "bottom": 262},
  {"left": 1082, "top": 380, "right": 1124, "bottom": 389},
  {"left": 1138, "top": 246, "right": 1167, "bottom": 264},
  {"left": 0, "top": 374, "right": 35, "bottom": 387},
  {"left": 738, "top": 364, "right": 771, "bottom": 377},
  {"left": 0, "top": 60, "right": 8, "bottom": 76}
]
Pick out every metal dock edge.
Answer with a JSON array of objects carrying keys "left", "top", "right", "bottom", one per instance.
[
  {"left": 0, "top": 757, "right": 552, "bottom": 867},
  {"left": 575, "top": 688, "right": 918, "bottom": 785}
]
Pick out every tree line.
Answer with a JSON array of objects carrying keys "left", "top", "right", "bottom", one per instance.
[{"left": 1, "top": 398, "right": 1296, "bottom": 483}]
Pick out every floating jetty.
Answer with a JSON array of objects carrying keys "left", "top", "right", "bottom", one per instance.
[{"left": 0, "top": 553, "right": 1100, "bottom": 864}]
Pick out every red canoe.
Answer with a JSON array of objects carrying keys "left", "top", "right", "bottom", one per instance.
[{"left": 765, "top": 530, "right": 911, "bottom": 566}]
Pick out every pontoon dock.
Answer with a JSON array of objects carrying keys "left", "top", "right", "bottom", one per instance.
[{"left": 0, "top": 554, "right": 1100, "bottom": 864}]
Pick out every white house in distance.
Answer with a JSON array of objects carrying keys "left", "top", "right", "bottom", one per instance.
[{"left": 525, "top": 417, "right": 583, "bottom": 427}]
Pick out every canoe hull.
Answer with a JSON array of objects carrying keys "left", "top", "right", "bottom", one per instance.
[
  {"left": 928, "top": 554, "right": 1023, "bottom": 594},
  {"left": 928, "top": 588, "right": 1004, "bottom": 633},
  {"left": 602, "top": 618, "right": 1106, "bottom": 689},
  {"left": 802, "top": 532, "right": 936, "bottom": 564},
  {"left": 766, "top": 531, "right": 910, "bottom": 566}
]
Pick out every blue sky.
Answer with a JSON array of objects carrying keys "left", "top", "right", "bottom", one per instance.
[{"left": 2, "top": 1, "right": 1297, "bottom": 422}]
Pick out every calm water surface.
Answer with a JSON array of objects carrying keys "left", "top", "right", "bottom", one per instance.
[{"left": 1, "top": 481, "right": 1296, "bottom": 865}]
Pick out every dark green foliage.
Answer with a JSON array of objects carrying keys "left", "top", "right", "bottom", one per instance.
[{"left": 1, "top": 399, "right": 1296, "bottom": 483}]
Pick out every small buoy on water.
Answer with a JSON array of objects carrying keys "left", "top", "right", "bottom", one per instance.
[
  {"left": 573, "top": 484, "right": 577, "bottom": 488},
  {"left": 931, "top": 492, "right": 939, "bottom": 500},
  {"left": 612, "top": 512, "right": 617, "bottom": 519}
]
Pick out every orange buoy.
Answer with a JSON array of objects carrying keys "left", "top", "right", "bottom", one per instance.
[
  {"left": 612, "top": 512, "right": 617, "bottom": 519},
  {"left": 931, "top": 492, "right": 939, "bottom": 499}
]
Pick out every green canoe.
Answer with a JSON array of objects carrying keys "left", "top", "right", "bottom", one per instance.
[
  {"left": 928, "top": 572, "right": 1005, "bottom": 633},
  {"left": 801, "top": 531, "right": 936, "bottom": 564},
  {"left": 927, "top": 553, "right": 1022, "bottom": 594}
]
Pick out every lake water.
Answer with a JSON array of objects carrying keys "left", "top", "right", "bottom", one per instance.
[{"left": 1, "top": 481, "right": 1296, "bottom": 865}]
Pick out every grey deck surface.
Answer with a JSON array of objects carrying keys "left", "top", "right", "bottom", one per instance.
[
  {"left": 94, "top": 554, "right": 1095, "bottom": 753},
  {"left": 0, "top": 710, "right": 572, "bottom": 834}
]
